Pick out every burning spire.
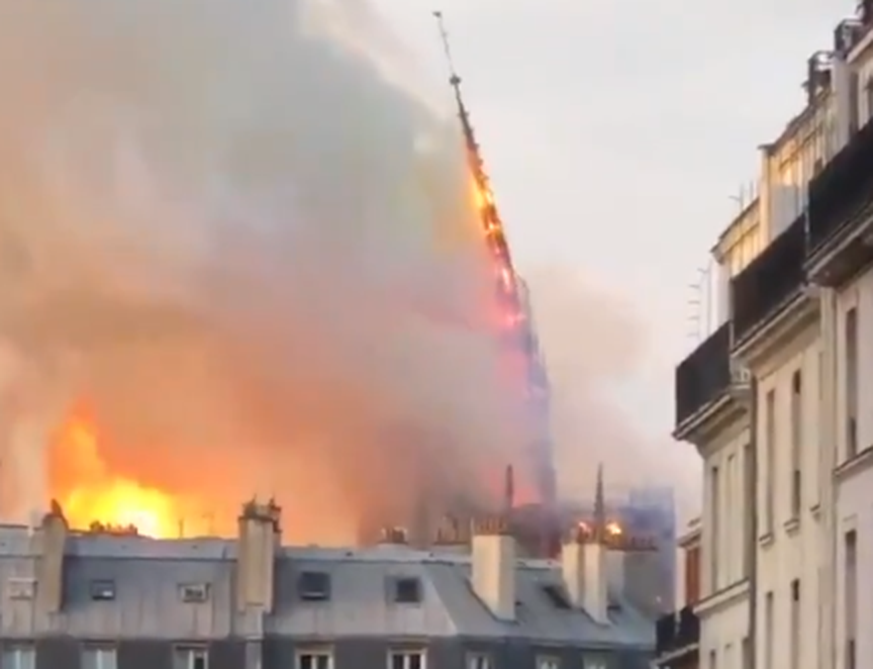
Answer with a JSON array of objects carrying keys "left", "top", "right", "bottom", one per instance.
[{"left": 433, "top": 11, "right": 556, "bottom": 507}]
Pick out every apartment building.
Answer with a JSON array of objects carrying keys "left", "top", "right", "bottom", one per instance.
[
  {"left": 674, "top": 209, "right": 754, "bottom": 669},
  {"left": 654, "top": 519, "right": 701, "bottom": 669},
  {"left": 805, "top": 11, "right": 873, "bottom": 669},
  {"left": 0, "top": 501, "right": 655, "bottom": 669},
  {"left": 673, "top": 10, "right": 873, "bottom": 669}
]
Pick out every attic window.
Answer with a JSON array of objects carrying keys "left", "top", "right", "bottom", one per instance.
[
  {"left": 541, "top": 584, "right": 570, "bottom": 610},
  {"left": 393, "top": 577, "right": 422, "bottom": 604},
  {"left": 6, "top": 577, "right": 35, "bottom": 601},
  {"left": 298, "top": 571, "right": 331, "bottom": 601},
  {"left": 89, "top": 579, "right": 116, "bottom": 601},
  {"left": 179, "top": 583, "right": 210, "bottom": 603}
]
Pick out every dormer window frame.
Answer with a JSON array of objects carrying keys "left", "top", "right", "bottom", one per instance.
[
  {"left": 89, "top": 578, "right": 116, "bottom": 601},
  {"left": 178, "top": 582, "right": 210, "bottom": 603},
  {"left": 298, "top": 570, "right": 332, "bottom": 602},
  {"left": 389, "top": 576, "right": 422, "bottom": 604}
]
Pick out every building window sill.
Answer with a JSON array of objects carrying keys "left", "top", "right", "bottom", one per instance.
[
  {"left": 810, "top": 503, "right": 821, "bottom": 519},
  {"left": 758, "top": 532, "right": 775, "bottom": 548},
  {"left": 784, "top": 517, "right": 800, "bottom": 535}
]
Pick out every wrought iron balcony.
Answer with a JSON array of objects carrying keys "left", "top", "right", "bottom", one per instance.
[
  {"left": 655, "top": 605, "right": 700, "bottom": 658},
  {"left": 674, "top": 323, "right": 730, "bottom": 428},
  {"left": 731, "top": 215, "right": 806, "bottom": 343},
  {"left": 808, "top": 118, "right": 873, "bottom": 251}
]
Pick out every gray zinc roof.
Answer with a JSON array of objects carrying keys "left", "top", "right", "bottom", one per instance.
[{"left": 0, "top": 529, "right": 654, "bottom": 649}]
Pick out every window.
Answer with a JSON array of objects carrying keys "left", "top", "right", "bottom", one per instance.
[
  {"left": 536, "top": 656, "right": 560, "bottom": 669},
  {"left": 725, "top": 453, "right": 735, "bottom": 580},
  {"left": 845, "top": 307, "right": 858, "bottom": 458},
  {"left": 790, "top": 579, "right": 800, "bottom": 669},
  {"left": 6, "top": 577, "right": 35, "bottom": 600},
  {"left": 845, "top": 529, "right": 857, "bottom": 669},
  {"left": 582, "top": 654, "right": 607, "bottom": 669},
  {"left": 83, "top": 646, "right": 117, "bottom": 669},
  {"left": 742, "top": 442, "right": 753, "bottom": 577},
  {"left": 179, "top": 583, "right": 209, "bottom": 603},
  {"left": 764, "top": 390, "right": 776, "bottom": 534},
  {"left": 393, "top": 577, "right": 422, "bottom": 604},
  {"left": 1, "top": 646, "right": 35, "bottom": 669},
  {"left": 710, "top": 465, "right": 720, "bottom": 591},
  {"left": 466, "top": 653, "right": 492, "bottom": 669},
  {"left": 388, "top": 650, "right": 425, "bottom": 669},
  {"left": 764, "top": 592, "right": 774, "bottom": 669},
  {"left": 173, "top": 646, "right": 208, "bottom": 669},
  {"left": 298, "top": 571, "right": 331, "bottom": 601},
  {"left": 709, "top": 649, "right": 716, "bottom": 669},
  {"left": 89, "top": 579, "right": 116, "bottom": 601},
  {"left": 790, "top": 370, "right": 802, "bottom": 518},
  {"left": 297, "top": 650, "right": 333, "bottom": 669},
  {"left": 866, "top": 76, "right": 873, "bottom": 122}
]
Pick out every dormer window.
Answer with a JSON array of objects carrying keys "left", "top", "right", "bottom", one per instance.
[
  {"left": 392, "top": 577, "right": 422, "bottom": 604},
  {"left": 89, "top": 579, "right": 116, "bottom": 601},
  {"left": 298, "top": 571, "right": 331, "bottom": 601},
  {"left": 6, "top": 577, "right": 35, "bottom": 601},
  {"left": 179, "top": 583, "right": 210, "bottom": 603}
]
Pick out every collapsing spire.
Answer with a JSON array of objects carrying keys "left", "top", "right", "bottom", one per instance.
[{"left": 433, "top": 11, "right": 557, "bottom": 509}]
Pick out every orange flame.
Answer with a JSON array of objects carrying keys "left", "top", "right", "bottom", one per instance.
[{"left": 51, "top": 413, "right": 180, "bottom": 538}]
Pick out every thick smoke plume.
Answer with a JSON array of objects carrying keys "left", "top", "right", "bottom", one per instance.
[
  {"left": 0, "top": 1, "right": 533, "bottom": 543},
  {"left": 526, "top": 268, "right": 701, "bottom": 521}
]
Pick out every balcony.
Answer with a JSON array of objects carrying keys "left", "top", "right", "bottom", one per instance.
[
  {"left": 674, "top": 323, "right": 730, "bottom": 428},
  {"left": 731, "top": 215, "right": 806, "bottom": 344},
  {"left": 655, "top": 606, "right": 700, "bottom": 661},
  {"left": 807, "top": 117, "right": 873, "bottom": 251},
  {"left": 806, "top": 119, "right": 873, "bottom": 287}
]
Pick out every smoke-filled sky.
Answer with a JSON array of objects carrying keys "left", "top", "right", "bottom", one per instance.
[
  {"left": 374, "top": 0, "right": 850, "bottom": 521},
  {"left": 0, "top": 0, "right": 851, "bottom": 537},
  {"left": 0, "top": 0, "right": 544, "bottom": 542}
]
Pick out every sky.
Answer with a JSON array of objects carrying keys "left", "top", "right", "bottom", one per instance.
[{"left": 371, "top": 0, "right": 850, "bottom": 516}]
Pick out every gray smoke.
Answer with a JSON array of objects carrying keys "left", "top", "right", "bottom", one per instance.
[
  {"left": 525, "top": 267, "right": 701, "bottom": 521},
  {"left": 0, "top": 0, "right": 534, "bottom": 542}
]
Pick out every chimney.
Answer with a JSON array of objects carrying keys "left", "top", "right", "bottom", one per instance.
[
  {"left": 433, "top": 514, "right": 470, "bottom": 553},
  {"left": 378, "top": 526, "right": 408, "bottom": 545},
  {"left": 236, "top": 497, "right": 280, "bottom": 613},
  {"left": 606, "top": 550, "right": 625, "bottom": 598},
  {"left": 560, "top": 524, "right": 608, "bottom": 624},
  {"left": 471, "top": 517, "right": 516, "bottom": 621},
  {"left": 36, "top": 499, "right": 67, "bottom": 614}
]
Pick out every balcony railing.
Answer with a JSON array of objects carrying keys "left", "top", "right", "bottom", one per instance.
[
  {"left": 732, "top": 215, "right": 806, "bottom": 343},
  {"left": 675, "top": 323, "right": 730, "bottom": 428},
  {"left": 808, "top": 118, "right": 873, "bottom": 251},
  {"left": 655, "top": 605, "right": 700, "bottom": 657}
]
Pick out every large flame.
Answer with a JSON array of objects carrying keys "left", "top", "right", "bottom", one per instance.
[{"left": 50, "top": 413, "right": 180, "bottom": 538}]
